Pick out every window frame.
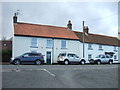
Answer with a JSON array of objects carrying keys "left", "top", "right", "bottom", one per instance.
[
  {"left": 88, "top": 43, "right": 93, "bottom": 50},
  {"left": 88, "top": 54, "right": 92, "bottom": 59},
  {"left": 114, "top": 46, "right": 117, "bottom": 52},
  {"left": 61, "top": 40, "right": 67, "bottom": 49},
  {"left": 46, "top": 39, "right": 53, "bottom": 48},
  {"left": 114, "top": 55, "right": 117, "bottom": 60},
  {"left": 31, "top": 38, "right": 38, "bottom": 48},
  {"left": 99, "top": 44, "right": 103, "bottom": 51}
]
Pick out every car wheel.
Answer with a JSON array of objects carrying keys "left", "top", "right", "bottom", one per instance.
[
  {"left": 81, "top": 60, "right": 85, "bottom": 65},
  {"left": 14, "top": 59, "right": 21, "bottom": 65},
  {"left": 64, "top": 60, "right": 69, "bottom": 65},
  {"left": 109, "top": 60, "right": 113, "bottom": 65},
  {"left": 35, "top": 60, "right": 42, "bottom": 65},
  {"left": 97, "top": 61, "right": 101, "bottom": 65}
]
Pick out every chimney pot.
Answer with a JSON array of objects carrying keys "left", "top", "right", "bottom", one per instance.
[
  {"left": 67, "top": 20, "right": 72, "bottom": 30},
  {"left": 13, "top": 13, "right": 17, "bottom": 24},
  {"left": 84, "top": 26, "right": 89, "bottom": 34}
]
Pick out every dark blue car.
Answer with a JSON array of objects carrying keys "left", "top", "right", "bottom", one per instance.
[{"left": 10, "top": 52, "right": 44, "bottom": 65}]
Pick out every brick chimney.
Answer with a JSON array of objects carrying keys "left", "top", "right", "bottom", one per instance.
[
  {"left": 67, "top": 20, "right": 72, "bottom": 30},
  {"left": 13, "top": 13, "right": 17, "bottom": 24},
  {"left": 84, "top": 26, "right": 89, "bottom": 34}
]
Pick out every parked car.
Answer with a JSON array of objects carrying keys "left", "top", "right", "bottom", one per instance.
[
  {"left": 89, "top": 54, "right": 113, "bottom": 65},
  {"left": 57, "top": 53, "right": 86, "bottom": 65},
  {"left": 10, "top": 52, "right": 44, "bottom": 65}
]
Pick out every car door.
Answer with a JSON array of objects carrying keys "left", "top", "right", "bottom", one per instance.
[
  {"left": 105, "top": 55, "right": 110, "bottom": 63},
  {"left": 21, "top": 53, "right": 31, "bottom": 62},
  {"left": 67, "top": 54, "right": 74, "bottom": 62},
  {"left": 73, "top": 54, "right": 80, "bottom": 62},
  {"left": 100, "top": 55, "right": 106, "bottom": 63}
]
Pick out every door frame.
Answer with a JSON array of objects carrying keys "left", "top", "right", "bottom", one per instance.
[{"left": 46, "top": 51, "right": 52, "bottom": 64}]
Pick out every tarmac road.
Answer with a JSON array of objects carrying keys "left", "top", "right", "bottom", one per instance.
[{"left": 2, "top": 64, "right": 119, "bottom": 88}]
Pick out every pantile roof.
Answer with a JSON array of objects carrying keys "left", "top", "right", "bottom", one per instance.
[
  {"left": 14, "top": 22, "right": 79, "bottom": 40},
  {"left": 14, "top": 22, "right": 120, "bottom": 46},
  {"left": 74, "top": 31, "right": 120, "bottom": 46}
]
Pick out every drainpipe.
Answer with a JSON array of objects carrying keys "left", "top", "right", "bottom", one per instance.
[
  {"left": 52, "top": 38, "right": 54, "bottom": 64},
  {"left": 83, "top": 21, "right": 85, "bottom": 59}
]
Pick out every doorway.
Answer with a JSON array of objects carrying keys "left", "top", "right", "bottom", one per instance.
[{"left": 46, "top": 51, "right": 52, "bottom": 64}]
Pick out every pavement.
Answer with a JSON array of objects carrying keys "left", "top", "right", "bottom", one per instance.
[
  {"left": 2, "top": 64, "right": 119, "bottom": 88},
  {"left": 0, "top": 62, "right": 10, "bottom": 65}
]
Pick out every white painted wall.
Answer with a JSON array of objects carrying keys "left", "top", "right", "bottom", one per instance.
[
  {"left": 13, "top": 36, "right": 119, "bottom": 64},
  {"left": 13, "top": 36, "right": 80, "bottom": 63}
]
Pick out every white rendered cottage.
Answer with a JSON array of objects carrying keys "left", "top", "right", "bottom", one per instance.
[
  {"left": 12, "top": 20, "right": 81, "bottom": 64},
  {"left": 74, "top": 28, "right": 120, "bottom": 63}
]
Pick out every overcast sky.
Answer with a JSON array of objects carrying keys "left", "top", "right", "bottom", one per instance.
[{"left": 1, "top": 1, "right": 119, "bottom": 39}]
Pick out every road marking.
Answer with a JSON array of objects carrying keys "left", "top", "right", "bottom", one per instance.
[{"left": 41, "top": 69, "right": 55, "bottom": 77}]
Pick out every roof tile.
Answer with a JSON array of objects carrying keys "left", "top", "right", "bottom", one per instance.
[
  {"left": 14, "top": 22, "right": 79, "bottom": 40},
  {"left": 74, "top": 31, "right": 120, "bottom": 46}
]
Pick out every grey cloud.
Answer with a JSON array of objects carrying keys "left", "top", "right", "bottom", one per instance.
[{"left": 2, "top": 2, "right": 118, "bottom": 39}]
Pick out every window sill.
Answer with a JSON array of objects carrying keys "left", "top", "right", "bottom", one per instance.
[
  {"left": 99, "top": 49, "right": 103, "bottom": 51},
  {"left": 61, "top": 48, "right": 67, "bottom": 49},
  {"left": 30, "top": 46, "right": 38, "bottom": 48},
  {"left": 88, "top": 48, "right": 93, "bottom": 50},
  {"left": 46, "top": 47, "right": 53, "bottom": 49},
  {"left": 114, "top": 50, "right": 117, "bottom": 52}
]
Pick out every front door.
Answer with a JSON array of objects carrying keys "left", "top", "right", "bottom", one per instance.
[{"left": 46, "top": 51, "right": 52, "bottom": 64}]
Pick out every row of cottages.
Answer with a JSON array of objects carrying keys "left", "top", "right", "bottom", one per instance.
[{"left": 12, "top": 15, "right": 120, "bottom": 64}]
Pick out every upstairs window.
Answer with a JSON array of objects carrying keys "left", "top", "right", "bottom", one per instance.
[
  {"left": 88, "top": 43, "right": 93, "bottom": 50},
  {"left": 114, "top": 46, "right": 117, "bottom": 52},
  {"left": 61, "top": 40, "right": 67, "bottom": 49},
  {"left": 99, "top": 44, "right": 103, "bottom": 50},
  {"left": 46, "top": 39, "right": 53, "bottom": 48},
  {"left": 31, "top": 38, "right": 38, "bottom": 48}
]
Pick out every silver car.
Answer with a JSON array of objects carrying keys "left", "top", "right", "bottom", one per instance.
[
  {"left": 57, "top": 53, "right": 86, "bottom": 65},
  {"left": 89, "top": 54, "right": 113, "bottom": 65}
]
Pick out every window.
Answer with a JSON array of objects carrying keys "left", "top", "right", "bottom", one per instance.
[
  {"left": 68, "top": 54, "right": 74, "bottom": 57},
  {"left": 101, "top": 55, "right": 105, "bottom": 58},
  {"left": 114, "top": 55, "right": 117, "bottom": 59},
  {"left": 23, "top": 53, "right": 30, "bottom": 57},
  {"left": 29, "top": 53, "right": 39, "bottom": 56},
  {"left": 88, "top": 43, "right": 93, "bottom": 50},
  {"left": 46, "top": 39, "right": 53, "bottom": 48},
  {"left": 114, "top": 46, "right": 117, "bottom": 52},
  {"left": 74, "top": 54, "right": 79, "bottom": 58},
  {"left": 106, "top": 55, "right": 109, "bottom": 58},
  {"left": 3, "top": 43, "right": 7, "bottom": 46},
  {"left": 99, "top": 44, "right": 103, "bottom": 50},
  {"left": 88, "top": 54, "right": 92, "bottom": 59},
  {"left": 58, "top": 53, "right": 66, "bottom": 57},
  {"left": 61, "top": 40, "right": 67, "bottom": 49},
  {"left": 31, "top": 38, "right": 38, "bottom": 48}
]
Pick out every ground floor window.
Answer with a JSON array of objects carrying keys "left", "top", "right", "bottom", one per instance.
[
  {"left": 88, "top": 54, "right": 92, "bottom": 59},
  {"left": 114, "top": 55, "right": 117, "bottom": 60}
]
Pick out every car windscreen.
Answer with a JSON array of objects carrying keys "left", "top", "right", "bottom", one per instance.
[{"left": 95, "top": 55, "right": 101, "bottom": 58}]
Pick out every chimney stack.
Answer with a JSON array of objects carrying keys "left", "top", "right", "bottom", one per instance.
[
  {"left": 67, "top": 20, "right": 72, "bottom": 30},
  {"left": 13, "top": 13, "right": 17, "bottom": 24},
  {"left": 84, "top": 26, "right": 89, "bottom": 34}
]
